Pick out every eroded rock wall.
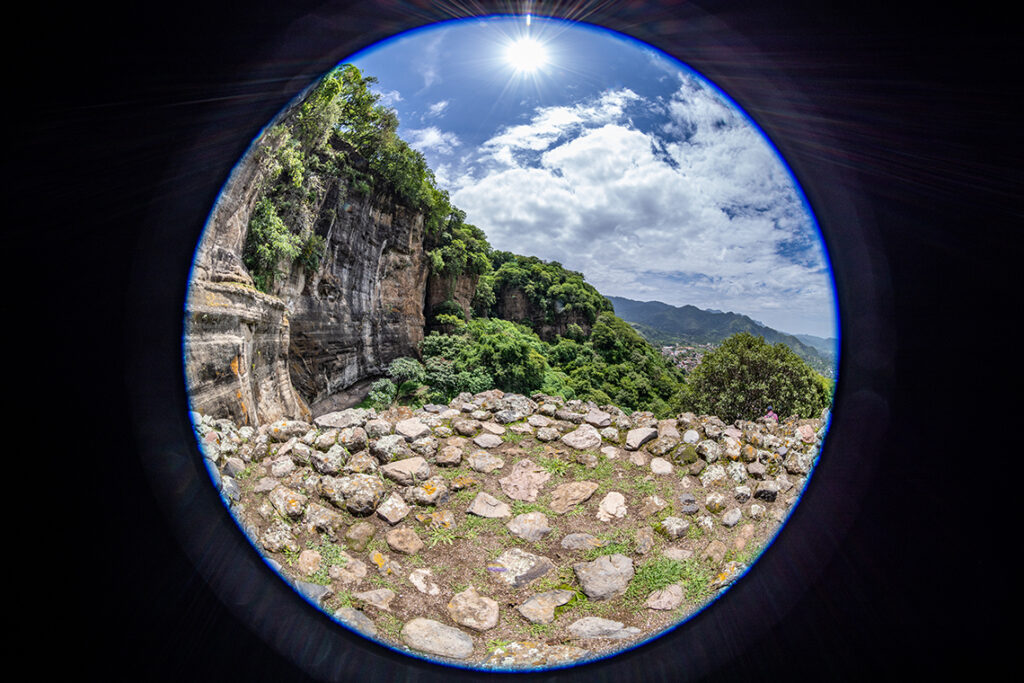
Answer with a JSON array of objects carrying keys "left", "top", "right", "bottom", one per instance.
[
  {"left": 496, "top": 287, "right": 593, "bottom": 341},
  {"left": 185, "top": 132, "right": 429, "bottom": 425},
  {"left": 426, "top": 272, "right": 478, "bottom": 321},
  {"left": 284, "top": 185, "right": 429, "bottom": 407}
]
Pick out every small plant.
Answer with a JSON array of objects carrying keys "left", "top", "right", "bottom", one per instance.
[
  {"left": 486, "top": 638, "right": 513, "bottom": 652},
  {"left": 526, "top": 622, "right": 553, "bottom": 638},
  {"left": 538, "top": 456, "right": 570, "bottom": 476},
  {"left": 427, "top": 526, "right": 457, "bottom": 548},
  {"left": 377, "top": 613, "right": 403, "bottom": 640}
]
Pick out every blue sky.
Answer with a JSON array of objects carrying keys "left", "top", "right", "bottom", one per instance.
[{"left": 348, "top": 15, "right": 837, "bottom": 339}]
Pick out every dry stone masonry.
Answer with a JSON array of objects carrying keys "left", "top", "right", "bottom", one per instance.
[{"left": 194, "top": 390, "right": 828, "bottom": 669}]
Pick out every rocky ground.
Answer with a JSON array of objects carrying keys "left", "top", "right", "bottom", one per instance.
[{"left": 194, "top": 390, "right": 827, "bottom": 670}]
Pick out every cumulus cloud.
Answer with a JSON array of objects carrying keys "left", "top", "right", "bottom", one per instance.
[
  {"left": 450, "top": 79, "right": 834, "bottom": 336},
  {"left": 405, "top": 127, "right": 461, "bottom": 155},
  {"left": 425, "top": 100, "right": 449, "bottom": 119}
]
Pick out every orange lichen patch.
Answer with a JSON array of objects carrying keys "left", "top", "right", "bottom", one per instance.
[
  {"left": 450, "top": 475, "right": 479, "bottom": 490},
  {"left": 371, "top": 551, "right": 386, "bottom": 568},
  {"left": 420, "top": 481, "right": 437, "bottom": 495},
  {"left": 230, "top": 355, "right": 240, "bottom": 376}
]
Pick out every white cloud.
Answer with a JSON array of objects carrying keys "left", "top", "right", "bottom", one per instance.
[
  {"left": 425, "top": 100, "right": 449, "bottom": 119},
  {"left": 405, "top": 127, "right": 461, "bottom": 155},
  {"left": 374, "top": 89, "right": 403, "bottom": 107},
  {"left": 450, "top": 80, "right": 835, "bottom": 337}
]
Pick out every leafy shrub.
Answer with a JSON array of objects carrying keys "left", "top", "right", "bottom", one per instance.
[
  {"left": 368, "top": 379, "right": 396, "bottom": 409},
  {"left": 683, "top": 332, "right": 832, "bottom": 421},
  {"left": 242, "top": 197, "right": 302, "bottom": 292}
]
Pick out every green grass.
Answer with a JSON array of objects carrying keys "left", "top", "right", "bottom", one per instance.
[
  {"left": 510, "top": 500, "right": 551, "bottom": 516},
  {"left": 537, "top": 456, "right": 570, "bottom": 476},
  {"left": 581, "top": 541, "right": 630, "bottom": 561},
  {"left": 503, "top": 431, "right": 527, "bottom": 445},
  {"left": 427, "top": 525, "right": 458, "bottom": 547},
  {"left": 677, "top": 559, "right": 714, "bottom": 604},
  {"left": 377, "top": 613, "right": 403, "bottom": 639},
  {"left": 624, "top": 557, "right": 689, "bottom": 604}
]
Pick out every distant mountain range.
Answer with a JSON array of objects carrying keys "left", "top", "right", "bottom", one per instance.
[{"left": 606, "top": 296, "right": 836, "bottom": 376}]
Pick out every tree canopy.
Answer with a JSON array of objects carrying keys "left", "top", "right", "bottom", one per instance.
[{"left": 681, "top": 332, "right": 832, "bottom": 421}]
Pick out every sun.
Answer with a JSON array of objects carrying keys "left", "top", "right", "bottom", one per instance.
[{"left": 505, "top": 36, "right": 548, "bottom": 73}]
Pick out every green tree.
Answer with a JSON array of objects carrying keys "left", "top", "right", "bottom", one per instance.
[{"left": 683, "top": 332, "right": 832, "bottom": 421}]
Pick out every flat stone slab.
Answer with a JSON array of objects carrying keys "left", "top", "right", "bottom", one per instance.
[
  {"left": 517, "top": 589, "right": 575, "bottom": 624},
  {"left": 550, "top": 481, "right": 599, "bottom": 514},
  {"left": 376, "top": 493, "right": 411, "bottom": 525},
  {"left": 573, "top": 554, "right": 634, "bottom": 600},
  {"left": 386, "top": 527, "right": 424, "bottom": 555},
  {"left": 352, "top": 588, "right": 396, "bottom": 611},
  {"left": 488, "top": 548, "right": 555, "bottom": 588},
  {"left": 561, "top": 423, "right": 602, "bottom": 450},
  {"left": 482, "top": 642, "right": 591, "bottom": 669},
  {"left": 313, "top": 410, "right": 368, "bottom": 430},
  {"left": 560, "top": 532, "right": 608, "bottom": 550},
  {"left": 408, "top": 568, "right": 441, "bottom": 596},
  {"left": 401, "top": 618, "right": 474, "bottom": 660},
  {"left": 506, "top": 511, "right": 553, "bottom": 542},
  {"left": 596, "top": 491, "right": 627, "bottom": 522},
  {"left": 467, "top": 491, "right": 512, "bottom": 518},
  {"left": 650, "top": 457, "right": 673, "bottom": 474},
  {"left": 380, "top": 456, "right": 431, "bottom": 485},
  {"left": 568, "top": 617, "right": 641, "bottom": 639},
  {"left": 473, "top": 433, "right": 504, "bottom": 449},
  {"left": 625, "top": 427, "right": 658, "bottom": 450},
  {"left": 447, "top": 587, "right": 499, "bottom": 631},
  {"left": 498, "top": 459, "right": 551, "bottom": 502},
  {"left": 334, "top": 607, "right": 377, "bottom": 637},
  {"left": 646, "top": 584, "right": 683, "bottom": 610},
  {"left": 395, "top": 418, "right": 431, "bottom": 441},
  {"left": 467, "top": 451, "right": 505, "bottom": 473}
]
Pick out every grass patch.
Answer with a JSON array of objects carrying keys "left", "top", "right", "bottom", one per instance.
[
  {"left": 510, "top": 500, "right": 550, "bottom": 516},
  {"left": 503, "top": 431, "right": 527, "bottom": 445},
  {"left": 677, "top": 559, "right": 714, "bottom": 604},
  {"left": 451, "top": 488, "right": 478, "bottom": 505},
  {"left": 537, "top": 456, "right": 570, "bottom": 476},
  {"left": 377, "top": 613, "right": 403, "bottom": 639},
  {"left": 624, "top": 557, "right": 688, "bottom": 604},
  {"left": 581, "top": 541, "right": 630, "bottom": 561},
  {"left": 427, "top": 526, "right": 458, "bottom": 547}
]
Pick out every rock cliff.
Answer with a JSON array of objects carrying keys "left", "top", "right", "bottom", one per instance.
[
  {"left": 496, "top": 286, "right": 594, "bottom": 341},
  {"left": 185, "top": 130, "right": 434, "bottom": 425}
]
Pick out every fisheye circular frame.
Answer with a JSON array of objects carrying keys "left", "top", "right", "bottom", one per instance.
[{"left": 129, "top": 2, "right": 891, "bottom": 681}]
